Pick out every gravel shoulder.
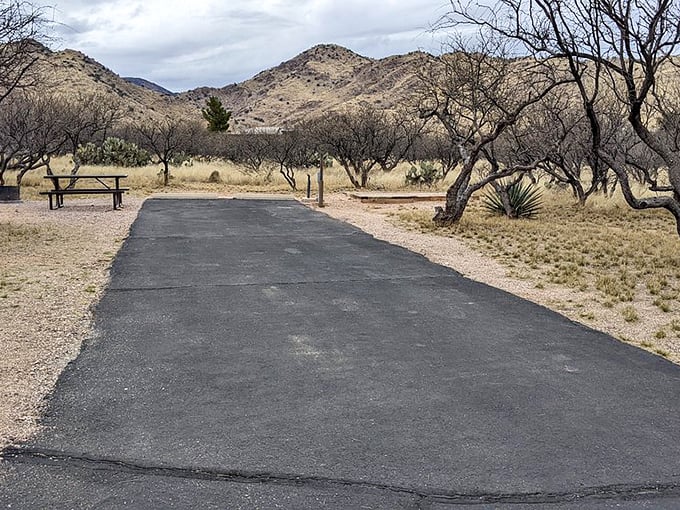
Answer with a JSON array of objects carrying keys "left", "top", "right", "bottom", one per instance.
[{"left": 0, "top": 198, "right": 142, "bottom": 449}]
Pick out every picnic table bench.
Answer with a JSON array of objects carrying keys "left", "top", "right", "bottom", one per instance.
[{"left": 40, "top": 174, "right": 129, "bottom": 210}]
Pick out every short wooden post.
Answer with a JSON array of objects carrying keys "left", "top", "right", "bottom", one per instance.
[{"left": 318, "top": 158, "right": 325, "bottom": 208}]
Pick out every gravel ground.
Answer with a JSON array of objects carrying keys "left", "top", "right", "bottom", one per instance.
[
  {"left": 1, "top": 193, "right": 677, "bottom": 451},
  {"left": 0, "top": 197, "right": 142, "bottom": 449}
]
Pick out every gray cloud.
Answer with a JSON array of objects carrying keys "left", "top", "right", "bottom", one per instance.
[{"left": 35, "top": 0, "right": 451, "bottom": 92}]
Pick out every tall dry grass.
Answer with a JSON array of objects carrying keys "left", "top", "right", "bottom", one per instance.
[{"left": 12, "top": 157, "right": 456, "bottom": 199}]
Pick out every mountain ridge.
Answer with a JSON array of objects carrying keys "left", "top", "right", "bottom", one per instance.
[
  {"left": 123, "top": 77, "right": 176, "bottom": 96},
  {"left": 32, "top": 42, "right": 433, "bottom": 131},
  {"left": 178, "top": 43, "right": 432, "bottom": 129}
]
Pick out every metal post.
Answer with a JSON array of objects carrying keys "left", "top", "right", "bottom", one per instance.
[
  {"left": 318, "top": 157, "right": 325, "bottom": 207},
  {"left": 306, "top": 174, "right": 311, "bottom": 199}
]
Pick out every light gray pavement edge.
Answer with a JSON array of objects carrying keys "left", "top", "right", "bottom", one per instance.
[{"left": 2, "top": 199, "right": 680, "bottom": 509}]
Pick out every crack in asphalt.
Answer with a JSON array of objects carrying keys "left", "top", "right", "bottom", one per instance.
[
  {"left": 128, "top": 231, "right": 364, "bottom": 240},
  {"left": 3, "top": 448, "right": 679, "bottom": 506},
  {"left": 106, "top": 273, "right": 457, "bottom": 293}
]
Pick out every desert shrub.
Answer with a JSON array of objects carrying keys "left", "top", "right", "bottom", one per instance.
[
  {"left": 77, "top": 137, "right": 151, "bottom": 167},
  {"left": 405, "top": 161, "right": 441, "bottom": 187},
  {"left": 170, "top": 151, "right": 193, "bottom": 167},
  {"left": 482, "top": 181, "right": 543, "bottom": 219},
  {"left": 76, "top": 142, "right": 101, "bottom": 165}
]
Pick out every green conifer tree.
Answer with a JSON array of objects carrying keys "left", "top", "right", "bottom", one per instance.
[{"left": 202, "top": 96, "right": 232, "bottom": 132}]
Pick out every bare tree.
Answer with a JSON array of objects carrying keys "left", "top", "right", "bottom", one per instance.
[
  {"left": 445, "top": 0, "right": 680, "bottom": 235},
  {"left": 418, "top": 130, "right": 462, "bottom": 180},
  {"left": 312, "top": 108, "right": 379, "bottom": 188},
  {"left": 372, "top": 110, "right": 426, "bottom": 173},
  {"left": 0, "top": 1, "right": 47, "bottom": 105},
  {"left": 494, "top": 92, "right": 603, "bottom": 205},
  {"left": 265, "top": 129, "right": 318, "bottom": 190},
  {"left": 58, "top": 93, "right": 122, "bottom": 179},
  {"left": 0, "top": 91, "right": 65, "bottom": 186},
  {"left": 226, "top": 134, "right": 274, "bottom": 179},
  {"left": 310, "top": 106, "right": 411, "bottom": 189},
  {"left": 132, "top": 118, "right": 202, "bottom": 186},
  {"left": 417, "top": 36, "right": 571, "bottom": 224}
]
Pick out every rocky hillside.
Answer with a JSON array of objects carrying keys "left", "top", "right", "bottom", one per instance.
[
  {"left": 179, "top": 44, "right": 431, "bottom": 130},
  {"left": 32, "top": 42, "right": 432, "bottom": 131},
  {"left": 33, "top": 44, "right": 194, "bottom": 121}
]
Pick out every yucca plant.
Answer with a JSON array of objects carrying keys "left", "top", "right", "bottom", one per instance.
[{"left": 482, "top": 181, "right": 543, "bottom": 219}]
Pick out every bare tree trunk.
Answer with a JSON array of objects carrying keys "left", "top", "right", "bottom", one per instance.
[
  {"left": 495, "top": 185, "right": 513, "bottom": 217},
  {"left": 600, "top": 152, "right": 680, "bottom": 236},
  {"left": 264, "top": 165, "right": 274, "bottom": 183},
  {"left": 434, "top": 192, "right": 470, "bottom": 225},
  {"left": 340, "top": 164, "right": 360, "bottom": 188},
  {"left": 434, "top": 162, "right": 474, "bottom": 225},
  {"left": 279, "top": 164, "right": 297, "bottom": 190},
  {"left": 570, "top": 179, "right": 587, "bottom": 206},
  {"left": 163, "top": 161, "right": 170, "bottom": 186},
  {"left": 66, "top": 154, "right": 82, "bottom": 189},
  {"left": 360, "top": 167, "right": 370, "bottom": 188},
  {"left": 491, "top": 175, "right": 523, "bottom": 218},
  {"left": 17, "top": 159, "right": 49, "bottom": 187}
]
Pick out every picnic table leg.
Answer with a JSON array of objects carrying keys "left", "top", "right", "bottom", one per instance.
[{"left": 48, "top": 193, "right": 53, "bottom": 210}]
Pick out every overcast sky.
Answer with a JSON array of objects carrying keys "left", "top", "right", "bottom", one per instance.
[{"left": 35, "top": 0, "right": 453, "bottom": 92}]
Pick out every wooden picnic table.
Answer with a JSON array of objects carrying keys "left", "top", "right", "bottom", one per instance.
[{"left": 41, "top": 174, "right": 129, "bottom": 210}]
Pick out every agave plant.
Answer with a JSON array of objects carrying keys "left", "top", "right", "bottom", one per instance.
[{"left": 482, "top": 181, "right": 543, "bottom": 219}]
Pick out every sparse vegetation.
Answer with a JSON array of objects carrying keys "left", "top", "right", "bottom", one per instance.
[
  {"left": 10, "top": 155, "right": 441, "bottom": 197},
  {"left": 655, "top": 349, "right": 670, "bottom": 359},
  {"left": 0, "top": 0, "right": 677, "bottom": 370},
  {"left": 621, "top": 306, "right": 640, "bottom": 323},
  {"left": 395, "top": 188, "right": 680, "bottom": 355},
  {"left": 131, "top": 118, "right": 203, "bottom": 186}
]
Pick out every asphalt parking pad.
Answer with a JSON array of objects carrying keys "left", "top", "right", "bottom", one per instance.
[{"left": 2, "top": 199, "right": 679, "bottom": 508}]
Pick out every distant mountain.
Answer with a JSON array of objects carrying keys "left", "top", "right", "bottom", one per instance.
[
  {"left": 177, "top": 44, "right": 434, "bottom": 130},
  {"left": 33, "top": 42, "right": 434, "bottom": 130},
  {"left": 31, "top": 46, "right": 194, "bottom": 122},
  {"left": 123, "top": 77, "right": 176, "bottom": 96}
]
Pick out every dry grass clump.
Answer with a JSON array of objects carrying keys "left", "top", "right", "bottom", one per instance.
[{"left": 395, "top": 190, "right": 680, "bottom": 360}]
